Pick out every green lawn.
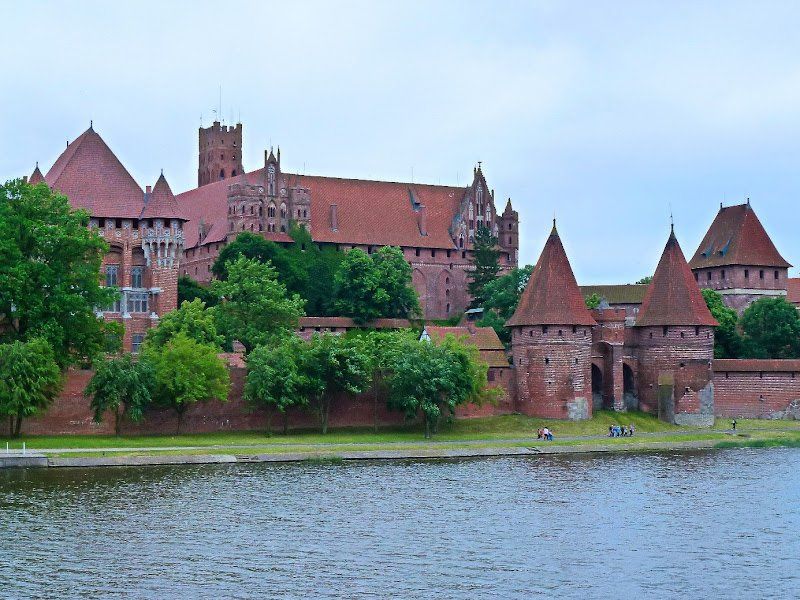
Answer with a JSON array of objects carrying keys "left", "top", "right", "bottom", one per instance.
[{"left": 3, "top": 411, "right": 798, "bottom": 452}]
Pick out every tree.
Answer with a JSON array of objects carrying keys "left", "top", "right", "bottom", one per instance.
[
  {"left": 584, "top": 293, "right": 602, "bottom": 309},
  {"left": 388, "top": 336, "right": 490, "bottom": 438},
  {"left": 0, "top": 338, "right": 62, "bottom": 437},
  {"left": 635, "top": 276, "right": 653, "bottom": 285},
  {"left": 245, "top": 338, "right": 309, "bottom": 434},
  {"left": 211, "top": 232, "right": 305, "bottom": 291},
  {"left": 741, "top": 297, "right": 800, "bottom": 359},
  {"left": 701, "top": 289, "right": 742, "bottom": 358},
  {"left": 141, "top": 333, "right": 230, "bottom": 433},
  {"left": 178, "top": 276, "right": 218, "bottom": 307},
  {"left": 285, "top": 225, "right": 343, "bottom": 316},
  {"left": 468, "top": 224, "right": 501, "bottom": 308},
  {"left": 85, "top": 354, "right": 153, "bottom": 435},
  {"left": 0, "top": 179, "right": 118, "bottom": 367},
  {"left": 477, "top": 265, "right": 533, "bottom": 345},
  {"left": 334, "top": 247, "right": 420, "bottom": 323},
  {"left": 212, "top": 257, "right": 305, "bottom": 353},
  {"left": 145, "top": 299, "right": 223, "bottom": 350},
  {"left": 299, "top": 334, "right": 371, "bottom": 434}
]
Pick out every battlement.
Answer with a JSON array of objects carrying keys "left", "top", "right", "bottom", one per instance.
[{"left": 198, "top": 121, "right": 243, "bottom": 187}]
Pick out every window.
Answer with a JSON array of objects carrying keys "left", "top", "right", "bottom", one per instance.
[
  {"left": 431, "top": 250, "right": 436, "bottom": 258},
  {"left": 707, "top": 271, "right": 712, "bottom": 281},
  {"left": 695, "top": 326, "right": 700, "bottom": 336},
  {"left": 415, "top": 248, "right": 420, "bottom": 257},
  {"left": 721, "top": 269, "right": 726, "bottom": 279},
  {"left": 775, "top": 270, "right": 780, "bottom": 280},
  {"left": 694, "top": 272, "right": 699, "bottom": 281},
  {"left": 544, "top": 357, "right": 549, "bottom": 365},
  {"left": 572, "top": 325, "right": 577, "bottom": 333},
  {"left": 760, "top": 270, "right": 765, "bottom": 279},
  {"left": 131, "top": 266, "right": 144, "bottom": 288},
  {"left": 446, "top": 303, "right": 450, "bottom": 314},
  {"left": 488, "top": 370, "right": 495, "bottom": 382},
  {"left": 127, "top": 291, "right": 149, "bottom": 314},
  {"left": 219, "top": 169, "right": 225, "bottom": 179},
  {"left": 663, "top": 326, "right": 668, "bottom": 336},
  {"left": 542, "top": 325, "right": 548, "bottom": 333},
  {"left": 105, "top": 265, "right": 119, "bottom": 287},
  {"left": 131, "top": 333, "right": 145, "bottom": 354},
  {"left": 446, "top": 250, "right": 451, "bottom": 258},
  {"left": 744, "top": 269, "right": 749, "bottom": 278}
]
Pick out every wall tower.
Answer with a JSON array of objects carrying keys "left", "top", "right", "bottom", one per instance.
[{"left": 198, "top": 121, "right": 243, "bottom": 187}]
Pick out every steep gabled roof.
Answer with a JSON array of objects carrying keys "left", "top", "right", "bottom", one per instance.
[
  {"left": 28, "top": 163, "right": 45, "bottom": 184},
  {"left": 507, "top": 222, "right": 597, "bottom": 327},
  {"left": 636, "top": 228, "right": 718, "bottom": 327},
  {"left": 142, "top": 173, "right": 188, "bottom": 220},
  {"left": 689, "top": 203, "right": 791, "bottom": 269},
  {"left": 44, "top": 127, "right": 144, "bottom": 219}
]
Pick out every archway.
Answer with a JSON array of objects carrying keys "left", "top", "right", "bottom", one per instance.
[
  {"left": 591, "top": 363, "right": 604, "bottom": 411},
  {"left": 623, "top": 363, "right": 638, "bottom": 410}
]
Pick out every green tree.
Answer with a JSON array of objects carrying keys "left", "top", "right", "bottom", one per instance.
[
  {"left": 388, "top": 336, "right": 489, "bottom": 438},
  {"left": 0, "top": 179, "right": 118, "bottom": 367},
  {"left": 212, "top": 257, "right": 305, "bottom": 353},
  {"left": 0, "top": 338, "right": 62, "bottom": 437},
  {"left": 741, "top": 297, "right": 800, "bottom": 359},
  {"left": 477, "top": 265, "right": 533, "bottom": 345},
  {"left": 468, "top": 224, "right": 501, "bottom": 308},
  {"left": 334, "top": 246, "right": 420, "bottom": 323},
  {"left": 584, "top": 293, "right": 602, "bottom": 309},
  {"left": 701, "top": 289, "right": 742, "bottom": 358},
  {"left": 178, "top": 276, "right": 218, "bottom": 307},
  {"left": 145, "top": 299, "right": 223, "bottom": 350},
  {"left": 635, "top": 276, "right": 653, "bottom": 285},
  {"left": 245, "top": 338, "right": 309, "bottom": 434},
  {"left": 299, "top": 334, "right": 371, "bottom": 434},
  {"left": 85, "top": 354, "right": 153, "bottom": 435},
  {"left": 141, "top": 333, "right": 230, "bottom": 433},
  {"left": 211, "top": 232, "right": 305, "bottom": 290}
]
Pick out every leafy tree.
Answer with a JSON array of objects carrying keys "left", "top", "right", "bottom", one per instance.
[
  {"left": 388, "top": 336, "right": 490, "bottom": 438},
  {"left": 85, "top": 354, "right": 153, "bottom": 435},
  {"left": 468, "top": 224, "right": 501, "bottom": 308},
  {"left": 285, "top": 225, "right": 343, "bottom": 316},
  {"left": 334, "top": 246, "right": 420, "bottom": 323},
  {"left": 635, "top": 276, "right": 653, "bottom": 285},
  {"left": 0, "top": 338, "right": 62, "bottom": 437},
  {"left": 141, "top": 333, "right": 230, "bottom": 433},
  {"left": 584, "top": 293, "right": 602, "bottom": 309},
  {"left": 245, "top": 338, "right": 309, "bottom": 434},
  {"left": 178, "top": 276, "right": 218, "bottom": 307},
  {"left": 212, "top": 257, "right": 305, "bottom": 353},
  {"left": 741, "top": 297, "right": 800, "bottom": 359},
  {"left": 211, "top": 232, "right": 305, "bottom": 290},
  {"left": 0, "top": 179, "right": 118, "bottom": 367},
  {"left": 145, "top": 299, "right": 223, "bottom": 350},
  {"left": 477, "top": 265, "right": 533, "bottom": 345},
  {"left": 701, "top": 289, "right": 742, "bottom": 358},
  {"left": 299, "top": 334, "right": 371, "bottom": 434}
]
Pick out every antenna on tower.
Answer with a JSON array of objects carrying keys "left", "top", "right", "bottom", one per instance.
[
  {"left": 669, "top": 203, "right": 674, "bottom": 233},
  {"left": 218, "top": 85, "right": 222, "bottom": 124}
]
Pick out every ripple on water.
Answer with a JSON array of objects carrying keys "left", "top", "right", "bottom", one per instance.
[{"left": 1, "top": 448, "right": 799, "bottom": 599}]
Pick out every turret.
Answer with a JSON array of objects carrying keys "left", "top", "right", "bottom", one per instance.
[
  {"left": 28, "top": 163, "right": 45, "bottom": 184},
  {"left": 635, "top": 226, "right": 717, "bottom": 425},
  {"left": 498, "top": 198, "right": 519, "bottom": 264},
  {"left": 198, "top": 121, "right": 243, "bottom": 187},
  {"left": 507, "top": 221, "right": 596, "bottom": 420},
  {"left": 226, "top": 174, "right": 264, "bottom": 239}
]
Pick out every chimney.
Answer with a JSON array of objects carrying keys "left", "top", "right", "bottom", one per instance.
[
  {"left": 329, "top": 204, "right": 338, "bottom": 231},
  {"left": 418, "top": 204, "right": 427, "bottom": 236}
]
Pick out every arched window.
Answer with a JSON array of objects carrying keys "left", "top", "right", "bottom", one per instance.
[
  {"left": 280, "top": 203, "right": 287, "bottom": 218},
  {"left": 268, "top": 164, "right": 276, "bottom": 196},
  {"left": 232, "top": 169, "right": 237, "bottom": 177},
  {"left": 268, "top": 203, "right": 276, "bottom": 218},
  {"left": 219, "top": 169, "right": 225, "bottom": 179},
  {"left": 459, "top": 235, "right": 464, "bottom": 248}
]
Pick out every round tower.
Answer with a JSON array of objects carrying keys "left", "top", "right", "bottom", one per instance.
[
  {"left": 634, "top": 227, "right": 717, "bottom": 425},
  {"left": 507, "top": 221, "right": 597, "bottom": 420},
  {"left": 198, "top": 121, "right": 243, "bottom": 187}
]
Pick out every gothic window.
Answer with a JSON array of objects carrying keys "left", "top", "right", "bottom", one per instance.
[
  {"left": 459, "top": 235, "right": 464, "bottom": 248},
  {"left": 468, "top": 204, "right": 474, "bottom": 219},
  {"left": 131, "top": 266, "right": 144, "bottom": 288},
  {"left": 280, "top": 203, "right": 287, "bottom": 219},
  {"left": 105, "top": 265, "right": 119, "bottom": 287},
  {"left": 131, "top": 333, "right": 145, "bottom": 354},
  {"left": 268, "top": 164, "right": 276, "bottom": 196},
  {"left": 250, "top": 206, "right": 254, "bottom": 215},
  {"left": 476, "top": 184, "right": 483, "bottom": 205},
  {"left": 268, "top": 203, "right": 276, "bottom": 218},
  {"left": 303, "top": 209, "right": 307, "bottom": 218},
  {"left": 127, "top": 291, "right": 149, "bottom": 314}
]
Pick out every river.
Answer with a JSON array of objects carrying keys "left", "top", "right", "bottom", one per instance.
[{"left": 1, "top": 448, "right": 799, "bottom": 599}]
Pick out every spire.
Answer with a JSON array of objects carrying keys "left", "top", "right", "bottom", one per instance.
[
  {"left": 141, "top": 172, "right": 188, "bottom": 220},
  {"left": 28, "top": 162, "right": 45, "bottom": 184},
  {"left": 506, "top": 224, "right": 597, "bottom": 327},
  {"left": 636, "top": 229, "right": 717, "bottom": 327}
]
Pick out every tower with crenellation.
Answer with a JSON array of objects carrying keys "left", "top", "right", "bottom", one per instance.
[{"left": 198, "top": 121, "right": 243, "bottom": 187}]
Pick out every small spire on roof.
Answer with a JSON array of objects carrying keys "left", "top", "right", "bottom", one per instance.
[
  {"left": 551, "top": 217, "right": 558, "bottom": 235},
  {"left": 746, "top": 196, "right": 751, "bottom": 207},
  {"left": 89, "top": 120, "right": 93, "bottom": 130},
  {"left": 161, "top": 168, "right": 164, "bottom": 175}
]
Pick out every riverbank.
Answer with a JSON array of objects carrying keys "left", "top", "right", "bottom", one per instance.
[{"left": 3, "top": 413, "right": 800, "bottom": 468}]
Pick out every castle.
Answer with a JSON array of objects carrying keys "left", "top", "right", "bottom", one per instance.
[{"left": 20, "top": 122, "right": 800, "bottom": 434}]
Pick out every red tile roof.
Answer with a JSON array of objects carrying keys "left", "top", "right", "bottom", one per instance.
[
  {"left": 176, "top": 167, "right": 468, "bottom": 250},
  {"left": 28, "top": 164, "right": 45, "bottom": 184},
  {"left": 142, "top": 173, "right": 188, "bottom": 220},
  {"left": 507, "top": 222, "right": 597, "bottom": 327},
  {"left": 636, "top": 228, "right": 718, "bottom": 327},
  {"left": 424, "top": 325, "right": 509, "bottom": 368},
  {"left": 787, "top": 278, "right": 800, "bottom": 306},
  {"left": 714, "top": 359, "right": 800, "bottom": 372},
  {"left": 44, "top": 127, "right": 145, "bottom": 219},
  {"left": 689, "top": 203, "right": 791, "bottom": 269}
]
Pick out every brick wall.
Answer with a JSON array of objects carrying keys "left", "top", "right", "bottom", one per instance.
[{"left": 713, "top": 360, "right": 800, "bottom": 418}]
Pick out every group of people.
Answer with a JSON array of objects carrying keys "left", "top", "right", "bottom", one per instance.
[
  {"left": 609, "top": 424, "right": 635, "bottom": 437},
  {"left": 536, "top": 428, "right": 554, "bottom": 441}
]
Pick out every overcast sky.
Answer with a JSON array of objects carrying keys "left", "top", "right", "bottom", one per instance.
[{"left": 2, "top": 1, "right": 799, "bottom": 283}]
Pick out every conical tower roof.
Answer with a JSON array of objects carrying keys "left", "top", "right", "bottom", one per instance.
[
  {"left": 636, "top": 227, "right": 718, "bottom": 327},
  {"left": 29, "top": 163, "right": 45, "bottom": 184},
  {"left": 506, "top": 221, "right": 597, "bottom": 327},
  {"left": 142, "top": 172, "right": 188, "bottom": 220}
]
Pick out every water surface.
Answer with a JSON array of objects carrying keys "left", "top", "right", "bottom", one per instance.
[{"left": 2, "top": 449, "right": 798, "bottom": 599}]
